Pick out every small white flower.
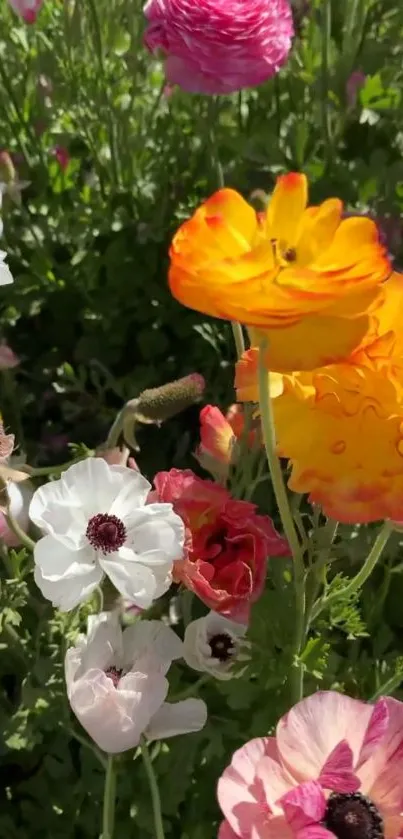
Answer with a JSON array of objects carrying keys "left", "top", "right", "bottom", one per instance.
[
  {"left": 0, "top": 251, "right": 13, "bottom": 286},
  {"left": 29, "top": 458, "right": 185, "bottom": 611},
  {"left": 183, "top": 611, "right": 247, "bottom": 680},
  {"left": 65, "top": 613, "right": 208, "bottom": 754}
]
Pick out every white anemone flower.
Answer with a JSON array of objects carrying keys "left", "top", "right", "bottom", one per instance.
[
  {"left": 29, "top": 458, "right": 185, "bottom": 611},
  {"left": 183, "top": 611, "right": 248, "bottom": 680},
  {"left": 65, "top": 613, "right": 208, "bottom": 754},
  {"left": 0, "top": 251, "right": 13, "bottom": 286}
]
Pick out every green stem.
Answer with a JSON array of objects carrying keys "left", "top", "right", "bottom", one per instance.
[
  {"left": 231, "top": 322, "right": 245, "bottom": 360},
  {"left": 5, "top": 510, "right": 35, "bottom": 552},
  {"left": 311, "top": 521, "right": 392, "bottom": 622},
  {"left": 23, "top": 454, "right": 88, "bottom": 478},
  {"left": 106, "top": 410, "right": 125, "bottom": 449},
  {"left": 170, "top": 674, "right": 209, "bottom": 702},
  {"left": 101, "top": 754, "right": 117, "bottom": 839},
  {"left": 206, "top": 99, "right": 244, "bottom": 361},
  {"left": 141, "top": 738, "right": 165, "bottom": 839},
  {"left": 321, "top": 0, "right": 332, "bottom": 164},
  {"left": 87, "top": 0, "right": 120, "bottom": 188},
  {"left": 371, "top": 667, "right": 403, "bottom": 702},
  {"left": 257, "top": 344, "right": 305, "bottom": 702}
]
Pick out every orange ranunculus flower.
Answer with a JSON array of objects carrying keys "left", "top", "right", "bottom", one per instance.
[
  {"left": 235, "top": 272, "right": 403, "bottom": 523},
  {"left": 169, "top": 173, "right": 391, "bottom": 372}
]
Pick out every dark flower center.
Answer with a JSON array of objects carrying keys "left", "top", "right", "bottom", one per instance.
[
  {"left": 324, "top": 792, "right": 384, "bottom": 839},
  {"left": 105, "top": 666, "right": 123, "bottom": 688},
  {"left": 86, "top": 513, "right": 127, "bottom": 554},
  {"left": 209, "top": 633, "right": 235, "bottom": 663}
]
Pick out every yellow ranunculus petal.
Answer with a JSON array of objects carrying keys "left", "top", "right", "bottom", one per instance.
[
  {"left": 169, "top": 173, "right": 391, "bottom": 371},
  {"left": 265, "top": 172, "right": 308, "bottom": 246},
  {"left": 252, "top": 312, "right": 372, "bottom": 373}
]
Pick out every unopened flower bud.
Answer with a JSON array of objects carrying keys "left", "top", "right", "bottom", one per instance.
[{"left": 135, "top": 373, "right": 205, "bottom": 424}]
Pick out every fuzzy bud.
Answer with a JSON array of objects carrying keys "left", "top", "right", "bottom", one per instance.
[{"left": 135, "top": 373, "right": 205, "bottom": 424}]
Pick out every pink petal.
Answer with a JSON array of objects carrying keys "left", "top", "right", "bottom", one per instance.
[
  {"left": 360, "top": 697, "right": 403, "bottom": 798},
  {"left": 257, "top": 755, "right": 295, "bottom": 814},
  {"left": 218, "top": 738, "right": 272, "bottom": 836},
  {"left": 318, "top": 741, "right": 360, "bottom": 793},
  {"left": 276, "top": 691, "right": 375, "bottom": 782},
  {"left": 358, "top": 698, "right": 389, "bottom": 767},
  {"left": 280, "top": 780, "right": 326, "bottom": 830},
  {"left": 218, "top": 821, "right": 239, "bottom": 839},
  {"left": 297, "top": 827, "right": 336, "bottom": 839}
]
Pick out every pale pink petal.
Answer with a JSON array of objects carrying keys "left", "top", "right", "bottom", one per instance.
[
  {"left": 360, "top": 697, "right": 403, "bottom": 796},
  {"left": 276, "top": 692, "right": 374, "bottom": 782},
  {"left": 318, "top": 741, "right": 360, "bottom": 793},
  {"left": 69, "top": 670, "right": 167, "bottom": 754},
  {"left": 252, "top": 814, "right": 293, "bottom": 839},
  {"left": 257, "top": 755, "right": 294, "bottom": 813},
  {"left": 218, "top": 821, "right": 239, "bottom": 839},
  {"left": 146, "top": 698, "right": 207, "bottom": 741},
  {"left": 280, "top": 781, "right": 326, "bottom": 830},
  {"left": 357, "top": 698, "right": 389, "bottom": 767},
  {"left": 218, "top": 738, "right": 272, "bottom": 836},
  {"left": 297, "top": 827, "right": 336, "bottom": 839}
]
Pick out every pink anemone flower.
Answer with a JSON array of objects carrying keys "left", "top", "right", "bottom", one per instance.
[{"left": 218, "top": 691, "right": 403, "bottom": 839}]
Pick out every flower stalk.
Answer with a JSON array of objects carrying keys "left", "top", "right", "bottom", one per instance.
[
  {"left": 257, "top": 343, "right": 306, "bottom": 702},
  {"left": 101, "top": 754, "right": 117, "bottom": 839},
  {"left": 207, "top": 98, "right": 245, "bottom": 361},
  {"left": 311, "top": 520, "right": 393, "bottom": 622},
  {"left": 141, "top": 738, "right": 165, "bottom": 839}
]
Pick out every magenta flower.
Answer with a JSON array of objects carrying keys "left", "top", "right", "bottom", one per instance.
[
  {"left": 218, "top": 691, "right": 403, "bottom": 839},
  {"left": 6, "top": 0, "right": 43, "bottom": 23},
  {"left": 143, "top": 0, "right": 294, "bottom": 95},
  {"left": 53, "top": 146, "right": 70, "bottom": 172},
  {"left": 346, "top": 70, "right": 366, "bottom": 107}
]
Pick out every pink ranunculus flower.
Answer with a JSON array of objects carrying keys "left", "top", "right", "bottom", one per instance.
[
  {"left": 6, "top": 0, "right": 43, "bottom": 23},
  {"left": 218, "top": 690, "right": 403, "bottom": 839},
  {"left": 143, "top": 0, "right": 294, "bottom": 95}
]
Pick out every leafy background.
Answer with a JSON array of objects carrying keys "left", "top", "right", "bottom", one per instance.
[{"left": 1, "top": 0, "right": 403, "bottom": 835}]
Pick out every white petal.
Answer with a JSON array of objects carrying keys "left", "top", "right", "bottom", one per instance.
[
  {"left": 108, "top": 470, "right": 152, "bottom": 518},
  {"left": 61, "top": 458, "right": 150, "bottom": 519},
  {"left": 204, "top": 611, "right": 247, "bottom": 639},
  {"left": 122, "top": 620, "right": 183, "bottom": 674},
  {"left": 183, "top": 612, "right": 245, "bottom": 681},
  {"left": 100, "top": 557, "right": 157, "bottom": 608},
  {"left": 78, "top": 612, "right": 123, "bottom": 675},
  {"left": 124, "top": 504, "right": 185, "bottom": 563},
  {"left": 8, "top": 479, "right": 34, "bottom": 533},
  {"left": 0, "top": 253, "right": 13, "bottom": 286},
  {"left": 34, "top": 564, "right": 101, "bottom": 610},
  {"left": 68, "top": 670, "right": 168, "bottom": 754},
  {"left": 146, "top": 699, "right": 208, "bottom": 741},
  {"left": 29, "top": 477, "right": 84, "bottom": 548},
  {"left": 34, "top": 535, "right": 102, "bottom": 610}
]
